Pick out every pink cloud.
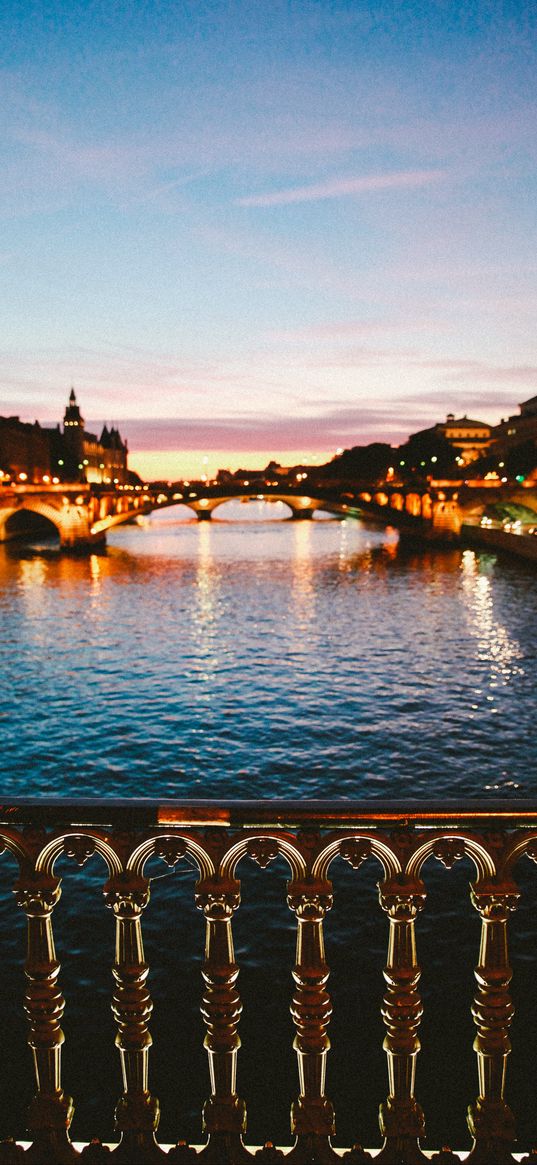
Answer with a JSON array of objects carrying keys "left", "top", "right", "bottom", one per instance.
[
  {"left": 121, "top": 406, "right": 415, "bottom": 454},
  {"left": 236, "top": 169, "right": 446, "bottom": 207}
]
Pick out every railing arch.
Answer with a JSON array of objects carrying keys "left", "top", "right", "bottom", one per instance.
[
  {"left": 128, "top": 832, "right": 216, "bottom": 881},
  {"left": 312, "top": 832, "right": 402, "bottom": 880},
  {"left": 220, "top": 832, "right": 307, "bottom": 881},
  {"left": 36, "top": 829, "right": 124, "bottom": 878},
  {"left": 1, "top": 798, "right": 537, "bottom": 1162},
  {"left": 405, "top": 832, "right": 497, "bottom": 881}
]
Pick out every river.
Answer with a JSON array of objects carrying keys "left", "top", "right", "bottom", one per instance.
[
  {"left": 1, "top": 503, "right": 535, "bottom": 799},
  {"left": 0, "top": 504, "right": 536, "bottom": 1151}
]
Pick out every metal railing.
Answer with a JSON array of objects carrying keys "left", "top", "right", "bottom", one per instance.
[{"left": 1, "top": 798, "right": 537, "bottom": 1164}]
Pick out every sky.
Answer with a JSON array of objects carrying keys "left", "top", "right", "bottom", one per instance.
[{"left": 1, "top": 0, "right": 536, "bottom": 480}]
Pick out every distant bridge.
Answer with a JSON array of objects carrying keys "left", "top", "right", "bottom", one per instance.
[{"left": 0, "top": 478, "right": 536, "bottom": 550}]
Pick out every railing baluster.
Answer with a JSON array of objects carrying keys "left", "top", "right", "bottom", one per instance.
[
  {"left": 2, "top": 804, "right": 537, "bottom": 1160},
  {"left": 104, "top": 870, "right": 162, "bottom": 1163},
  {"left": 467, "top": 879, "right": 519, "bottom": 1164},
  {"left": 14, "top": 869, "right": 76, "bottom": 1163},
  {"left": 195, "top": 873, "right": 249, "bottom": 1163},
  {"left": 286, "top": 874, "right": 337, "bottom": 1164},
  {"left": 377, "top": 873, "right": 427, "bottom": 1165}
]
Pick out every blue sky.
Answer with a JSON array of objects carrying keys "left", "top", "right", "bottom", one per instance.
[{"left": 1, "top": 0, "right": 536, "bottom": 478}]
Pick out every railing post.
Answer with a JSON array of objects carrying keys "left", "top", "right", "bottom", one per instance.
[
  {"left": 286, "top": 874, "right": 338, "bottom": 1164},
  {"left": 103, "top": 870, "right": 162, "bottom": 1163},
  {"left": 195, "top": 873, "right": 250, "bottom": 1163},
  {"left": 14, "top": 868, "right": 76, "bottom": 1163},
  {"left": 467, "top": 880, "right": 519, "bottom": 1164},
  {"left": 377, "top": 873, "right": 427, "bottom": 1165}
]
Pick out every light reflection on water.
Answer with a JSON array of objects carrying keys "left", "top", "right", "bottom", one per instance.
[
  {"left": 459, "top": 549, "right": 526, "bottom": 790},
  {"left": 291, "top": 520, "right": 315, "bottom": 633},
  {"left": 0, "top": 508, "right": 537, "bottom": 1148},
  {"left": 0, "top": 506, "right": 535, "bottom": 798}
]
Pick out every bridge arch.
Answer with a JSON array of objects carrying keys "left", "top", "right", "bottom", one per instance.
[
  {"left": 457, "top": 487, "right": 537, "bottom": 524},
  {"left": 194, "top": 495, "right": 294, "bottom": 520},
  {"left": 0, "top": 501, "right": 63, "bottom": 543},
  {"left": 151, "top": 493, "right": 331, "bottom": 521},
  {"left": 421, "top": 493, "right": 433, "bottom": 520}
]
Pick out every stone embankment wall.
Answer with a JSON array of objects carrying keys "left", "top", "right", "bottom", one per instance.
[{"left": 462, "top": 523, "right": 537, "bottom": 563}]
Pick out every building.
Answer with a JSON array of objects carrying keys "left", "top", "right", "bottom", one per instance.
[
  {"left": 491, "top": 395, "right": 537, "bottom": 453},
  {"left": 59, "top": 389, "right": 129, "bottom": 484},
  {"left": 0, "top": 417, "right": 52, "bottom": 484},
  {"left": 434, "top": 414, "right": 492, "bottom": 465},
  {"left": 0, "top": 389, "right": 130, "bottom": 485}
]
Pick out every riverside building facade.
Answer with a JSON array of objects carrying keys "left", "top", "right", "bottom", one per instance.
[{"left": 0, "top": 389, "right": 129, "bottom": 485}]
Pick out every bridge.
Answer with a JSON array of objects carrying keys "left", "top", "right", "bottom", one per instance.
[{"left": 0, "top": 478, "right": 536, "bottom": 551}]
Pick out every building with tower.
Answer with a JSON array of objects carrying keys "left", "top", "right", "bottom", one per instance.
[
  {"left": 0, "top": 389, "right": 130, "bottom": 485},
  {"left": 58, "top": 388, "right": 129, "bottom": 484}
]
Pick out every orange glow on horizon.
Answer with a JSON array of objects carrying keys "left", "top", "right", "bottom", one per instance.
[{"left": 128, "top": 448, "right": 336, "bottom": 483}]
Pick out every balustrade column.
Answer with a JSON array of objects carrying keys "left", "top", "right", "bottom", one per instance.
[
  {"left": 104, "top": 871, "right": 161, "bottom": 1163},
  {"left": 377, "top": 873, "right": 427, "bottom": 1165},
  {"left": 467, "top": 880, "right": 519, "bottom": 1164},
  {"left": 14, "top": 869, "right": 76, "bottom": 1163},
  {"left": 195, "top": 874, "right": 249, "bottom": 1164},
  {"left": 286, "top": 875, "right": 337, "bottom": 1164}
]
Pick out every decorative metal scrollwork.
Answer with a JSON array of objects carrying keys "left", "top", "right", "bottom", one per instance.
[{"left": 0, "top": 806, "right": 535, "bottom": 1161}]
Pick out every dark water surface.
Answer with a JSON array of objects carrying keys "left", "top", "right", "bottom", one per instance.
[
  {"left": 0, "top": 507, "right": 536, "bottom": 1151},
  {"left": 1, "top": 507, "right": 535, "bottom": 798}
]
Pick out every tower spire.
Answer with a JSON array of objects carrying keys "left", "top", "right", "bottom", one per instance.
[{"left": 64, "top": 387, "right": 84, "bottom": 430}]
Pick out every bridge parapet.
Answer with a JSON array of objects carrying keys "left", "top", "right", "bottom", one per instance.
[{"left": 0, "top": 797, "right": 536, "bottom": 1161}]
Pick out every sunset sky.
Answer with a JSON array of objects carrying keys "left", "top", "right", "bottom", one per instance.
[{"left": 1, "top": 0, "right": 536, "bottom": 480}]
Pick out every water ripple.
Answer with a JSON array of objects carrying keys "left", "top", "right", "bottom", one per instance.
[{"left": 0, "top": 512, "right": 535, "bottom": 799}]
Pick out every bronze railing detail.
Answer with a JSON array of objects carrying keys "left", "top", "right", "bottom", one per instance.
[
  {"left": 195, "top": 873, "right": 247, "bottom": 1164},
  {"left": 14, "top": 867, "right": 75, "bottom": 1164},
  {"left": 287, "top": 874, "right": 335, "bottom": 1163},
  {"left": 467, "top": 881, "right": 519, "bottom": 1164},
  {"left": 104, "top": 870, "right": 159, "bottom": 1163},
  {"left": 377, "top": 872, "right": 427, "bottom": 1165},
  {"left": 0, "top": 799, "right": 537, "bottom": 1163}
]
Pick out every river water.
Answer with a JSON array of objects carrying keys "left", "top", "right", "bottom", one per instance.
[
  {"left": 0, "top": 504, "right": 536, "bottom": 1150},
  {"left": 1, "top": 503, "right": 535, "bottom": 799}
]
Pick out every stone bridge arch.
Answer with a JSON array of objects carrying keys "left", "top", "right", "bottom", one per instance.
[
  {"left": 0, "top": 496, "right": 100, "bottom": 549},
  {"left": 171, "top": 493, "right": 323, "bottom": 520},
  {"left": 0, "top": 500, "right": 63, "bottom": 543},
  {"left": 457, "top": 487, "right": 537, "bottom": 524},
  {"left": 405, "top": 492, "right": 422, "bottom": 517}
]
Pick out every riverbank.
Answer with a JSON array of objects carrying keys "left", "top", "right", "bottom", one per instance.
[{"left": 462, "top": 522, "right": 537, "bottom": 563}]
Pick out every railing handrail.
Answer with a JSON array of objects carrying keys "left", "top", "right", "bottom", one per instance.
[
  {"left": 1, "top": 796, "right": 537, "bottom": 1161},
  {"left": 1, "top": 795, "right": 537, "bottom": 828}
]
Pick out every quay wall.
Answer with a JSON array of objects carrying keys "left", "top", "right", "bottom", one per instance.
[{"left": 462, "top": 523, "right": 537, "bottom": 563}]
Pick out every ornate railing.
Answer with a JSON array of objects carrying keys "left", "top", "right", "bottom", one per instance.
[{"left": 1, "top": 798, "right": 537, "bottom": 1164}]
